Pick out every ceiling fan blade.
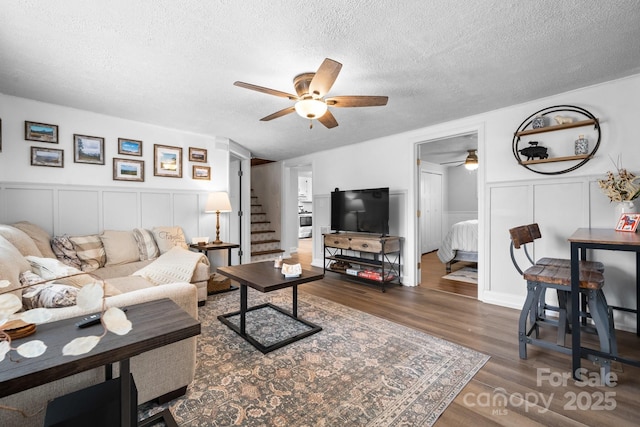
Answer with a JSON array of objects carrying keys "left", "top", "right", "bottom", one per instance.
[
  {"left": 308, "top": 58, "right": 342, "bottom": 97},
  {"left": 325, "top": 95, "right": 388, "bottom": 107},
  {"left": 260, "top": 106, "right": 296, "bottom": 121},
  {"left": 234, "top": 81, "right": 298, "bottom": 100},
  {"left": 317, "top": 110, "right": 339, "bottom": 129}
]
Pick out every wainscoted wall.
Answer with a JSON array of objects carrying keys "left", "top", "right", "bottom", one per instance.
[{"left": 0, "top": 182, "right": 231, "bottom": 261}]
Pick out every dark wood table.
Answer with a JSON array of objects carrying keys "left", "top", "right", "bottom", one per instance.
[
  {"left": 189, "top": 242, "right": 239, "bottom": 266},
  {"left": 569, "top": 228, "right": 640, "bottom": 378},
  {"left": 0, "top": 298, "right": 201, "bottom": 426},
  {"left": 216, "top": 261, "right": 324, "bottom": 353}
]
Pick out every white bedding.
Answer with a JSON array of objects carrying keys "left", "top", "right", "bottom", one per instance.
[{"left": 437, "top": 219, "right": 478, "bottom": 264}]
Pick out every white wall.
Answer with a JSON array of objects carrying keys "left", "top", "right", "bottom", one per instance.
[{"left": 445, "top": 165, "right": 478, "bottom": 229}]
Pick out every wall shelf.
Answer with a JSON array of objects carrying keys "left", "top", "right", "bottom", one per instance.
[
  {"left": 515, "top": 119, "right": 598, "bottom": 137},
  {"left": 520, "top": 154, "right": 591, "bottom": 165}
]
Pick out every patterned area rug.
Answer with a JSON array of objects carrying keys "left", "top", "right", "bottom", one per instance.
[
  {"left": 442, "top": 267, "right": 478, "bottom": 284},
  {"left": 139, "top": 288, "right": 489, "bottom": 426}
]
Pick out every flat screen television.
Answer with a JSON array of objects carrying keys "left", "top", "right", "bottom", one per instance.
[{"left": 331, "top": 187, "right": 389, "bottom": 235}]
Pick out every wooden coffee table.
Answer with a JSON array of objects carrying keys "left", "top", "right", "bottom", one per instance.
[{"left": 216, "top": 261, "right": 324, "bottom": 353}]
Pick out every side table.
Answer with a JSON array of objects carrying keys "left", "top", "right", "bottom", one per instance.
[{"left": 189, "top": 242, "right": 240, "bottom": 294}]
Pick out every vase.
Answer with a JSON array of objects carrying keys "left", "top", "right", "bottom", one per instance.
[{"left": 615, "top": 201, "right": 637, "bottom": 224}]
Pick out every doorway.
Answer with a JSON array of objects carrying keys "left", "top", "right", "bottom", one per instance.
[{"left": 417, "top": 132, "right": 478, "bottom": 298}]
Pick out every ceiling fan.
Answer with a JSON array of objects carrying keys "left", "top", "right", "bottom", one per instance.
[
  {"left": 234, "top": 58, "right": 388, "bottom": 129},
  {"left": 440, "top": 150, "right": 479, "bottom": 170}
]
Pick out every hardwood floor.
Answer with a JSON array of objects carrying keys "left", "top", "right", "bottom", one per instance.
[
  {"left": 289, "top": 239, "right": 640, "bottom": 426},
  {"left": 421, "top": 250, "right": 477, "bottom": 298}
]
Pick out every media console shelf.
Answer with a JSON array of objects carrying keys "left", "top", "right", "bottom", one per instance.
[{"left": 323, "top": 233, "right": 402, "bottom": 292}]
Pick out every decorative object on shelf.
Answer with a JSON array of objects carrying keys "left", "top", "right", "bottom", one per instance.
[
  {"left": 205, "top": 191, "right": 232, "bottom": 244},
  {"left": 532, "top": 115, "right": 546, "bottom": 129},
  {"left": 281, "top": 263, "right": 302, "bottom": 278},
  {"left": 154, "top": 144, "right": 183, "bottom": 178},
  {"left": 25, "top": 121, "right": 58, "bottom": 143},
  {"left": 597, "top": 160, "right": 640, "bottom": 203},
  {"left": 554, "top": 115, "right": 574, "bottom": 125},
  {"left": 117, "top": 138, "right": 143, "bottom": 156},
  {"left": 74, "top": 134, "right": 105, "bottom": 165},
  {"left": 113, "top": 158, "right": 144, "bottom": 182},
  {"left": 574, "top": 134, "right": 589, "bottom": 155},
  {"left": 512, "top": 105, "right": 600, "bottom": 175},
  {"left": 189, "top": 147, "right": 207, "bottom": 162},
  {"left": 30, "top": 146, "right": 64, "bottom": 168},
  {"left": 518, "top": 141, "right": 548, "bottom": 160},
  {"left": 192, "top": 165, "right": 210, "bottom": 180},
  {"left": 615, "top": 213, "right": 640, "bottom": 232}
]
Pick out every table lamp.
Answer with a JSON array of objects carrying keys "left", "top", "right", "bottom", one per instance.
[{"left": 205, "top": 192, "right": 232, "bottom": 244}]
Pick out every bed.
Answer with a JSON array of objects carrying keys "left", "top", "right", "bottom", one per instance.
[{"left": 437, "top": 219, "right": 478, "bottom": 273}]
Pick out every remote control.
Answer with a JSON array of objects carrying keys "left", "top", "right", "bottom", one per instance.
[{"left": 75, "top": 308, "right": 127, "bottom": 328}]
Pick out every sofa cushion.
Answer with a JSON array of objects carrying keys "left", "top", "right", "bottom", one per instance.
[
  {"left": 69, "top": 234, "right": 106, "bottom": 272},
  {"left": 51, "top": 235, "right": 82, "bottom": 269},
  {"left": 90, "top": 259, "right": 153, "bottom": 280},
  {"left": 152, "top": 226, "right": 188, "bottom": 254},
  {"left": 101, "top": 230, "right": 140, "bottom": 266},
  {"left": 103, "top": 275, "right": 155, "bottom": 294},
  {"left": 132, "top": 228, "right": 159, "bottom": 260},
  {"left": 12, "top": 221, "right": 57, "bottom": 259},
  {"left": 0, "top": 235, "right": 31, "bottom": 298},
  {"left": 0, "top": 224, "right": 42, "bottom": 257}
]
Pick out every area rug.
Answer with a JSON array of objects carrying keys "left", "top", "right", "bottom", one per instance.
[
  {"left": 442, "top": 267, "right": 478, "bottom": 284},
  {"left": 139, "top": 289, "right": 489, "bottom": 426}
]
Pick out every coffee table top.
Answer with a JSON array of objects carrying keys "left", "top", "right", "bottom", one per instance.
[
  {"left": 0, "top": 298, "right": 200, "bottom": 398},
  {"left": 216, "top": 261, "right": 324, "bottom": 292}
]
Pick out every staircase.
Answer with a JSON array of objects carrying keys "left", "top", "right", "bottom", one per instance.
[{"left": 250, "top": 190, "right": 285, "bottom": 262}]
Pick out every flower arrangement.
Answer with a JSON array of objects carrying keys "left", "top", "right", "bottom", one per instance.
[{"left": 598, "top": 159, "right": 640, "bottom": 203}]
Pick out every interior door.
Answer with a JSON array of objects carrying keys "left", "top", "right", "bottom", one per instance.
[{"left": 420, "top": 170, "right": 443, "bottom": 253}]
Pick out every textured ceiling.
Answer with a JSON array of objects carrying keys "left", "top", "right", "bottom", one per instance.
[{"left": 2, "top": 1, "right": 640, "bottom": 161}]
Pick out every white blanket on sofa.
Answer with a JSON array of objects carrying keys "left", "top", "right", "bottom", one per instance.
[{"left": 133, "top": 246, "right": 209, "bottom": 285}]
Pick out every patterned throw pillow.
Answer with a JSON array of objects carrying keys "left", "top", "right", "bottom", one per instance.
[
  {"left": 69, "top": 235, "right": 106, "bottom": 272},
  {"left": 132, "top": 228, "right": 160, "bottom": 260},
  {"left": 22, "top": 282, "right": 78, "bottom": 309},
  {"left": 51, "top": 235, "right": 82, "bottom": 269},
  {"left": 151, "top": 226, "right": 188, "bottom": 254}
]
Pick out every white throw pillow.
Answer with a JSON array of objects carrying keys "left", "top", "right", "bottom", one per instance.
[
  {"left": 152, "top": 226, "right": 188, "bottom": 254},
  {"left": 101, "top": 230, "right": 140, "bottom": 266}
]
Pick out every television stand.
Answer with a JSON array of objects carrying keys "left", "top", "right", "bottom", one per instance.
[{"left": 323, "top": 233, "right": 402, "bottom": 292}]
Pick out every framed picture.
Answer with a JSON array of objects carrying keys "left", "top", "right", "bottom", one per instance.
[
  {"left": 25, "top": 121, "right": 58, "bottom": 143},
  {"left": 154, "top": 144, "right": 182, "bottom": 178},
  {"left": 189, "top": 147, "right": 207, "bottom": 163},
  {"left": 118, "top": 138, "right": 143, "bottom": 156},
  {"left": 192, "top": 165, "right": 211, "bottom": 180},
  {"left": 616, "top": 213, "right": 640, "bottom": 232},
  {"left": 74, "top": 134, "right": 105, "bottom": 164},
  {"left": 113, "top": 158, "right": 144, "bottom": 182},
  {"left": 31, "top": 146, "right": 64, "bottom": 168}
]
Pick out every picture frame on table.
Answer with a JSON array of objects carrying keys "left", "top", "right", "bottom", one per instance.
[
  {"left": 74, "top": 134, "right": 105, "bottom": 164},
  {"left": 113, "top": 158, "right": 144, "bottom": 182},
  {"left": 118, "top": 138, "right": 143, "bottom": 156},
  {"left": 25, "top": 121, "right": 59, "bottom": 143},
  {"left": 154, "top": 144, "right": 182, "bottom": 178},
  {"left": 192, "top": 165, "right": 210, "bottom": 180},
  {"left": 31, "top": 146, "right": 64, "bottom": 168},
  {"left": 615, "top": 213, "right": 640, "bottom": 232},
  {"left": 189, "top": 147, "right": 207, "bottom": 163}
]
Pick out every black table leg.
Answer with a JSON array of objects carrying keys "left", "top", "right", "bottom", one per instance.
[
  {"left": 637, "top": 252, "right": 640, "bottom": 336},
  {"left": 120, "top": 358, "right": 131, "bottom": 427},
  {"left": 293, "top": 285, "right": 298, "bottom": 318},
  {"left": 240, "top": 283, "right": 247, "bottom": 335},
  {"left": 571, "top": 242, "right": 581, "bottom": 380}
]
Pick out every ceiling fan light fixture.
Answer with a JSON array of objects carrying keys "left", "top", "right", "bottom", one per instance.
[
  {"left": 464, "top": 150, "right": 479, "bottom": 170},
  {"left": 294, "top": 98, "right": 327, "bottom": 119}
]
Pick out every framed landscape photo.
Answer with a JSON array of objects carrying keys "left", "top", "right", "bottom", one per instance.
[
  {"left": 25, "top": 121, "right": 59, "bottom": 143},
  {"left": 31, "top": 146, "right": 64, "bottom": 168},
  {"left": 74, "top": 134, "right": 105, "bottom": 164},
  {"left": 113, "top": 158, "right": 144, "bottom": 182},
  {"left": 616, "top": 213, "right": 640, "bottom": 232},
  {"left": 154, "top": 144, "right": 182, "bottom": 178},
  {"left": 189, "top": 147, "right": 207, "bottom": 163},
  {"left": 192, "top": 165, "right": 211, "bottom": 180},
  {"left": 118, "top": 138, "right": 143, "bottom": 156}
]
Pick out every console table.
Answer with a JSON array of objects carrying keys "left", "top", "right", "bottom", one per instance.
[{"left": 0, "top": 298, "right": 201, "bottom": 427}]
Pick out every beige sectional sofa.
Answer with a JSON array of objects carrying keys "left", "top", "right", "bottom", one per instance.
[{"left": 0, "top": 222, "right": 208, "bottom": 427}]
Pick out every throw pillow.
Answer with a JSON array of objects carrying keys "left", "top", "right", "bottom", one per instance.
[
  {"left": 0, "top": 235, "right": 31, "bottom": 299},
  {"left": 0, "top": 224, "right": 43, "bottom": 257},
  {"left": 22, "top": 282, "right": 78, "bottom": 309},
  {"left": 100, "top": 230, "right": 140, "bottom": 266},
  {"left": 152, "top": 226, "right": 188, "bottom": 254},
  {"left": 51, "top": 235, "right": 82, "bottom": 269},
  {"left": 133, "top": 228, "right": 160, "bottom": 260},
  {"left": 12, "top": 221, "right": 57, "bottom": 259},
  {"left": 69, "top": 235, "right": 106, "bottom": 272}
]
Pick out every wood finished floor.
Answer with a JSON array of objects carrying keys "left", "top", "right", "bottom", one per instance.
[{"left": 288, "top": 239, "right": 640, "bottom": 426}]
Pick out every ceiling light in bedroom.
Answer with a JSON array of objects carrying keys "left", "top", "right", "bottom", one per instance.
[{"left": 464, "top": 150, "right": 478, "bottom": 170}]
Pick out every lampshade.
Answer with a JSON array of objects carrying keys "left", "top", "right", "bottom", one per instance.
[
  {"left": 294, "top": 98, "right": 328, "bottom": 119},
  {"left": 205, "top": 192, "right": 232, "bottom": 213},
  {"left": 464, "top": 150, "right": 479, "bottom": 170}
]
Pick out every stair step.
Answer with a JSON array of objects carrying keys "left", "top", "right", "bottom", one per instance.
[
  {"left": 251, "top": 230, "right": 276, "bottom": 234},
  {"left": 251, "top": 249, "right": 285, "bottom": 256},
  {"left": 251, "top": 221, "right": 270, "bottom": 224},
  {"left": 251, "top": 239, "right": 280, "bottom": 245}
]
